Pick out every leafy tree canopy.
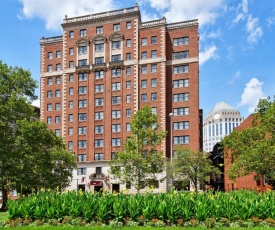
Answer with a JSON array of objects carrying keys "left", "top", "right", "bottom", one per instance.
[
  {"left": 222, "top": 96, "right": 275, "bottom": 184},
  {"left": 109, "top": 106, "right": 166, "bottom": 190}
]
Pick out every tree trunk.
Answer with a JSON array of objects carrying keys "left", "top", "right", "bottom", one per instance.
[{"left": 0, "top": 185, "right": 8, "bottom": 212}]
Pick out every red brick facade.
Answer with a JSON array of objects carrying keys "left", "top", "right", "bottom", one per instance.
[{"left": 40, "top": 5, "right": 200, "bottom": 191}]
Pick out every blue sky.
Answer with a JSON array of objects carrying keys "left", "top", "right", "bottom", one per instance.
[{"left": 0, "top": 0, "right": 275, "bottom": 119}]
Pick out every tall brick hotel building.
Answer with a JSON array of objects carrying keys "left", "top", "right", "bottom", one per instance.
[{"left": 40, "top": 4, "right": 200, "bottom": 192}]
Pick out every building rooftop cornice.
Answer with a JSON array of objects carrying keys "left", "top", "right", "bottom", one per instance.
[{"left": 40, "top": 36, "right": 63, "bottom": 45}]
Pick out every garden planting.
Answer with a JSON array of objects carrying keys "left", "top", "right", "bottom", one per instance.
[{"left": 3, "top": 189, "right": 275, "bottom": 227}]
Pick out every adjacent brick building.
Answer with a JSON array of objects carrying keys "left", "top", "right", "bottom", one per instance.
[{"left": 40, "top": 4, "right": 200, "bottom": 193}]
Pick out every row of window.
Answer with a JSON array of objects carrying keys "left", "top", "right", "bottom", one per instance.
[
  {"left": 69, "top": 22, "right": 132, "bottom": 39},
  {"left": 48, "top": 50, "right": 61, "bottom": 59},
  {"left": 47, "top": 107, "right": 188, "bottom": 125},
  {"left": 67, "top": 134, "right": 189, "bottom": 151}
]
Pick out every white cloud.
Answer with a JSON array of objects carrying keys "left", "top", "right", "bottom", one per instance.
[
  {"left": 246, "top": 15, "right": 263, "bottom": 44},
  {"left": 267, "top": 16, "right": 275, "bottom": 27},
  {"left": 199, "top": 45, "right": 218, "bottom": 65},
  {"left": 145, "top": 0, "right": 224, "bottom": 26},
  {"left": 228, "top": 71, "right": 241, "bottom": 84},
  {"left": 32, "top": 99, "right": 40, "bottom": 108},
  {"left": 239, "top": 78, "right": 266, "bottom": 113},
  {"left": 18, "top": 0, "right": 115, "bottom": 31}
]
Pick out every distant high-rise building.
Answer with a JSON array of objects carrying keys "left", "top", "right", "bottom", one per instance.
[
  {"left": 40, "top": 4, "right": 201, "bottom": 192},
  {"left": 203, "top": 102, "right": 244, "bottom": 152}
]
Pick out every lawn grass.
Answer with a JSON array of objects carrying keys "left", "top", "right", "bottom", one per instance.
[{"left": 0, "top": 211, "right": 8, "bottom": 221}]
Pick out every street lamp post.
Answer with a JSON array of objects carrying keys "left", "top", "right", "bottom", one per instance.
[{"left": 169, "top": 112, "right": 173, "bottom": 191}]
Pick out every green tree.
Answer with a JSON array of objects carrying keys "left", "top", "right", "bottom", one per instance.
[
  {"left": 222, "top": 96, "right": 275, "bottom": 186},
  {"left": 109, "top": 106, "right": 166, "bottom": 191},
  {"left": 0, "top": 61, "right": 76, "bottom": 211},
  {"left": 171, "top": 148, "right": 221, "bottom": 192}
]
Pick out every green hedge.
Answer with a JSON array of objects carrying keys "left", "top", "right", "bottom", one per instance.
[{"left": 7, "top": 190, "right": 275, "bottom": 225}]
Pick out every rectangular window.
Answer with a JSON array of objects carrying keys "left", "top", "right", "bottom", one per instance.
[
  {"left": 47, "top": 117, "right": 52, "bottom": 124},
  {"left": 111, "top": 54, "right": 121, "bottom": 62},
  {"left": 112, "top": 110, "right": 121, "bottom": 118},
  {"left": 126, "top": 123, "right": 131, "bottom": 131},
  {"left": 69, "top": 48, "right": 74, "bottom": 55},
  {"left": 96, "top": 26, "right": 103, "bottom": 34},
  {"left": 95, "top": 57, "right": 104, "bottom": 64},
  {"left": 111, "top": 152, "right": 116, "bottom": 159},
  {"left": 173, "top": 51, "right": 189, "bottom": 59},
  {"left": 78, "top": 126, "right": 87, "bottom": 135},
  {"left": 56, "top": 63, "right": 61, "bottom": 71},
  {"left": 126, "top": 21, "right": 131, "bottom": 29},
  {"left": 151, "top": 93, "right": 157, "bottom": 101},
  {"left": 69, "top": 31, "right": 74, "bottom": 38},
  {"left": 141, "top": 66, "right": 147, "bottom": 74},
  {"left": 126, "top": 81, "right": 131, "bottom": 89},
  {"left": 126, "top": 67, "right": 131, "bottom": 75},
  {"left": 55, "top": 103, "right": 61, "bottom": 110},
  {"left": 141, "top": 79, "right": 147, "bottom": 88},
  {"left": 96, "top": 167, "right": 102, "bottom": 175},
  {"left": 174, "top": 121, "right": 190, "bottom": 130},
  {"left": 126, "top": 53, "right": 131, "bottom": 60},
  {"left": 112, "top": 68, "right": 121, "bottom": 77},
  {"left": 173, "top": 107, "right": 189, "bottom": 116},
  {"left": 95, "top": 112, "right": 103, "bottom": 120},
  {"left": 173, "top": 93, "right": 189, "bottom": 102},
  {"left": 56, "top": 76, "right": 61, "bottom": 84},
  {"left": 78, "top": 59, "right": 87, "bottom": 66},
  {"left": 69, "top": 87, "right": 73, "bottom": 95},
  {"left": 95, "top": 153, "right": 103, "bottom": 161},
  {"left": 95, "top": 98, "right": 104, "bottom": 106},
  {"left": 126, "top": 95, "right": 131, "bottom": 103},
  {"left": 78, "top": 154, "right": 87, "bottom": 162},
  {"left": 141, "top": 37, "right": 147, "bottom": 46},
  {"left": 151, "top": 78, "right": 157, "bottom": 87},
  {"left": 95, "top": 84, "right": 104, "bottom": 93},
  {"left": 78, "top": 113, "right": 87, "bottom": 121},
  {"left": 55, "top": 129, "right": 60, "bottom": 136},
  {"left": 95, "top": 43, "right": 104, "bottom": 52},
  {"left": 113, "top": 23, "right": 120, "bottom": 31},
  {"left": 69, "top": 74, "right": 74, "bottom": 82},
  {"left": 77, "top": 168, "right": 87, "bottom": 175},
  {"left": 151, "top": 36, "right": 157, "bottom": 44},
  {"left": 68, "top": 114, "right": 73, "bottom": 122},
  {"left": 112, "top": 82, "right": 121, "bottom": 91},
  {"left": 126, "top": 39, "right": 131, "bottom": 47},
  {"left": 68, "top": 141, "right": 73, "bottom": 150},
  {"left": 112, "top": 41, "right": 121, "bottom": 49},
  {"left": 112, "top": 138, "right": 121, "bottom": 146},
  {"left": 152, "top": 107, "right": 157, "bottom": 114},
  {"left": 173, "top": 79, "right": 189, "bottom": 88},
  {"left": 80, "top": 29, "right": 86, "bottom": 37},
  {"left": 95, "top": 70, "right": 104, "bottom": 79},
  {"left": 151, "top": 64, "right": 157, "bottom": 73},
  {"left": 141, "top": 51, "right": 147, "bottom": 59},
  {"left": 95, "top": 125, "right": 103, "bottom": 134},
  {"left": 78, "top": 86, "right": 87, "bottom": 94},
  {"left": 126, "top": 109, "right": 131, "bottom": 117},
  {"left": 79, "top": 46, "right": 87, "bottom": 54},
  {"left": 68, "top": 127, "right": 73, "bottom": 135},
  {"left": 55, "top": 89, "right": 61, "bottom": 97},
  {"left": 78, "top": 73, "right": 87, "bottom": 81},
  {"left": 47, "top": 78, "right": 53, "bottom": 85},
  {"left": 173, "top": 65, "right": 189, "bottom": 74},
  {"left": 151, "top": 50, "right": 157, "bottom": 58},
  {"left": 48, "top": 52, "right": 53, "bottom": 59},
  {"left": 47, "top": 90, "right": 52, "bottom": 98},
  {"left": 69, "top": 61, "right": 74, "bottom": 69},
  {"left": 173, "top": 136, "right": 190, "bottom": 144},
  {"left": 112, "top": 96, "right": 121, "bottom": 105},
  {"left": 78, "top": 140, "right": 87, "bottom": 148},
  {"left": 141, "top": 94, "right": 147, "bottom": 102},
  {"left": 78, "top": 99, "right": 87, "bottom": 108},
  {"left": 112, "top": 124, "right": 121, "bottom": 132},
  {"left": 47, "top": 65, "right": 53, "bottom": 72},
  {"left": 95, "top": 139, "right": 103, "bottom": 147},
  {"left": 173, "top": 37, "right": 189, "bottom": 46},
  {"left": 56, "top": 50, "right": 61, "bottom": 58}
]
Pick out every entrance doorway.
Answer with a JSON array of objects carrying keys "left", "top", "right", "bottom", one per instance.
[
  {"left": 94, "top": 185, "right": 103, "bottom": 193},
  {"left": 112, "top": 184, "right": 120, "bottom": 193}
]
